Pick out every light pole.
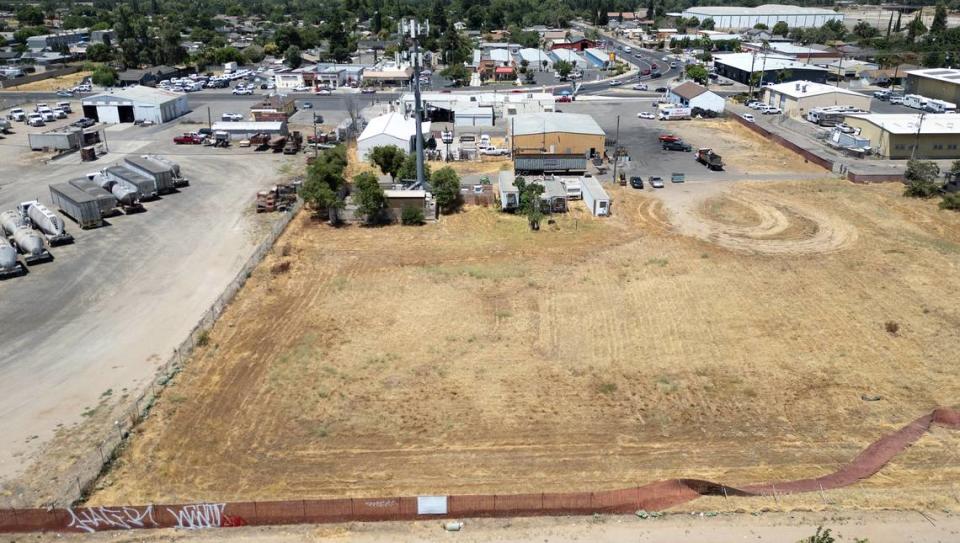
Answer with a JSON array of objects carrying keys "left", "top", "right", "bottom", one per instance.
[{"left": 401, "top": 18, "right": 429, "bottom": 187}]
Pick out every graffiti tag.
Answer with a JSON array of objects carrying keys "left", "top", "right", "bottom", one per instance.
[
  {"left": 363, "top": 499, "right": 398, "bottom": 508},
  {"left": 67, "top": 505, "right": 157, "bottom": 533},
  {"left": 167, "top": 503, "right": 245, "bottom": 529}
]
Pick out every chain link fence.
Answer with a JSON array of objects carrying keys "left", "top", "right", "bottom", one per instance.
[{"left": 58, "top": 201, "right": 303, "bottom": 507}]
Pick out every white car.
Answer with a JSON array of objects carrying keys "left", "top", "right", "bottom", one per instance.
[
  {"left": 747, "top": 101, "right": 765, "bottom": 110},
  {"left": 479, "top": 147, "right": 509, "bottom": 156},
  {"left": 293, "top": 85, "right": 310, "bottom": 92},
  {"left": 761, "top": 106, "right": 782, "bottom": 115},
  {"left": 742, "top": 113, "right": 755, "bottom": 123},
  {"left": 315, "top": 88, "right": 332, "bottom": 96},
  {"left": 632, "top": 83, "right": 648, "bottom": 91},
  {"left": 637, "top": 111, "right": 655, "bottom": 119},
  {"left": 221, "top": 112, "right": 244, "bottom": 122},
  {"left": 836, "top": 123, "right": 855, "bottom": 134}
]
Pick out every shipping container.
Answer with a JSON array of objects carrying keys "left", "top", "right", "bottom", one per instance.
[
  {"left": 513, "top": 154, "right": 587, "bottom": 174},
  {"left": 106, "top": 166, "right": 158, "bottom": 200},
  {"left": 580, "top": 175, "right": 611, "bottom": 217},
  {"left": 122, "top": 156, "right": 176, "bottom": 193},
  {"left": 49, "top": 183, "right": 103, "bottom": 229},
  {"left": 68, "top": 177, "right": 118, "bottom": 216}
]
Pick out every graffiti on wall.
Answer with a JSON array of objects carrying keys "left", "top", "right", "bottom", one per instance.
[
  {"left": 167, "top": 503, "right": 247, "bottom": 529},
  {"left": 67, "top": 505, "right": 157, "bottom": 533}
]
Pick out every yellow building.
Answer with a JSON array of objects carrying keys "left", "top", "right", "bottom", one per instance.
[
  {"left": 509, "top": 112, "right": 605, "bottom": 157},
  {"left": 905, "top": 68, "right": 960, "bottom": 105},
  {"left": 844, "top": 114, "right": 960, "bottom": 159}
]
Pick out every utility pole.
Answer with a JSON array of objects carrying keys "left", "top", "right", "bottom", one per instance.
[
  {"left": 748, "top": 50, "right": 757, "bottom": 97},
  {"left": 401, "top": 18, "right": 429, "bottom": 187},
  {"left": 611, "top": 115, "right": 621, "bottom": 184},
  {"left": 911, "top": 111, "right": 926, "bottom": 160}
]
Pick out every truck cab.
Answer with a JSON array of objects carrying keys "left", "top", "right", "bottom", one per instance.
[
  {"left": 56, "top": 101, "right": 72, "bottom": 113},
  {"left": 8, "top": 108, "right": 26, "bottom": 122}
]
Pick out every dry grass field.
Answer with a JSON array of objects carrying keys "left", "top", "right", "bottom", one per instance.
[
  {"left": 4, "top": 71, "right": 91, "bottom": 91},
  {"left": 89, "top": 174, "right": 960, "bottom": 511}
]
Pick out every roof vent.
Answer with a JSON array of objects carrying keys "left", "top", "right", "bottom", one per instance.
[
  {"left": 795, "top": 83, "right": 801, "bottom": 91},
  {"left": 802, "top": 84, "right": 808, "bottom": 93}
]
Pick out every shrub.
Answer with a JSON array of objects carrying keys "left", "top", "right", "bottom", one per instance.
[
  {"left": 939, "top": 192, "right": 960, "bottom": 211},
  {"left": 884, "top": 321, "right": 899, "bottom": 335},
  {"left": 401, "top": 206, "right": 425, "bottom": 225}
]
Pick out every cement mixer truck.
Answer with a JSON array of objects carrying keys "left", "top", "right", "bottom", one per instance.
[{"left": 18, "top": 201, "right": 73, "bottom": 245}]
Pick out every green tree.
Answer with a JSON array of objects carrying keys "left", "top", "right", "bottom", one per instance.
[
  {"left": 903, "top": 159, "right": 941, "bottom": 198},
  {"left": 940, "top": 192, "right": 960, "bottom": 211},
  {"left": 285, "top": 45, "right": 303, "bottom": 68},
  {"left": 430, "top": 166, "right": 462, "bottom": 214},
  {"left": 685, "top": 64, "right": 708, "bottom": 84},
  {"left": 440, "top": 63, "right": 470, "bottom": 86},
  {"left": 398, "top": 153, "right": 431, "bottom": 183},
  {"left": 853, "top": 21, "right": 879, "bottom": 40},
  {"left": 907, "top": 14, "right": 927, "bottom": 41},
  {"left": 754, "top": 23, "right": 768, "bottom": 30},
  {"left": 700, "top": 18, "right": 715, "bottom": 31},
  {"left": 274, "top": 25, "right": 302, "bottom": 53},
  {"left": 369, "top": 145, "right": 406, "bottom": 181},
  {"left": 16, "top": 5, "right": 44, "bottom": 25},
  {"left": 687, "top": 16, "right": 699, "bottom": 28},
  {"left": 85, "top": 42, "right": 113, "bottom": 62},
  {"left": 772, "top": 21, "right": 788, "bottom": 36},
  {"left": 930, "top": 3, "right": 948, "bottom": 35},
  {"left": 554, "top": 59, "right": 573, "bottom": 80},
  {"left": 401, "top": 206, "right": 425, "bottom": 225},
  {"left": 91, "top": 65, "right": 117, "bottom": 87},
  {"left": 243, "top": 44, "right": 265, "bottom": 63},
  {"left": 302, "top": 146, "right": 348, "bottom": 224},
  {"left": 513, "top": 176, "right": 545, "bottom": 230},
  {"left": 352, "top": 171, "right": 387, "bottom": 224}
]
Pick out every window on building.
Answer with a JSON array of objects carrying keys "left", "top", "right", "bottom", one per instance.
[
  {"left": 894, "top": 144, "right": 905, "bottom": 150},
  {"left": 933, "top": 144, "right": 944, "bottom": 150}
]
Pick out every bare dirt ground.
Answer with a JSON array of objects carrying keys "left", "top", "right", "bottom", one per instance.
[
  {"left": 3, "top": 71, "right": 92, "bottom": 91},
  {"left": 20, "top": 510, "right": 960, "bottom": 543},
  {"left": 88, "top": 161, "right": 960, "bottom": 511}
]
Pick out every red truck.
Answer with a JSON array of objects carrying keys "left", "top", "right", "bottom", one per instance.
[
  {"left": 174, "top": 133, "right": 204, "bottom": 144},
  {"left": 658, "top": 134, "right": 681, "bottom": 143}
]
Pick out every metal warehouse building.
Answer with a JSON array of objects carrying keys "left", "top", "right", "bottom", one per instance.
[
  {"left": 510, "top": 112, "right": 605, "bottom": 173},
  {"left": 762, "top": 80, "right": 871, "bottom": 118},
  {"left": 81, "top": 86, "right": 189, "bottom": 124},
  {"left": 681, "top": 4, "right": 843, "bottom": 30},
  {"left": 843, "top": 114, "right": 960, "bottom": 159},
  {"left": 905, "top": 68, "right": 960, "bottom": 106},
  {"left": 714, "top": 53, "right": 829, "bottom": 85}
]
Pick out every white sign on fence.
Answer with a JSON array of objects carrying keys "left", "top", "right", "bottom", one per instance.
[{"left": 416, "top": 496, "right": 448, "bottom": 515}]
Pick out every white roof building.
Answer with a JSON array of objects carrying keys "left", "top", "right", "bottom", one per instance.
[
  {"left": 764, "top": 80, "right": 866, "bottom": 99},
  {"left": 512, "top": 112, "right": 605, "bottom": 137},
  {"left": 489, "top": 49, "right": 512, "bottom": 64},
  {"left": 681, "top": 4, "right": 843, "bottom": 30},
  {"left": 550, "top": 48, "right": 587, "bottom": 67},
  {"left": 845, "top": 114, "right": 960, "bottom": 135},
  {"left": 81, "top": 86, "right": 189, "bottom": 125},
  {"left": 356, "top": 112, "right": 431, "bottom": 160},
  {"left": 516, "top": 48, "right": 553, "bottom": 68}
]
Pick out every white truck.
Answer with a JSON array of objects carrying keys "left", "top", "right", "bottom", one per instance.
[
  {"left": 7, "top": 108, "right": 26, "bottom": 122},
  {"left": 925, "top": 98, "right": 957, "bottom": 113},
  {"left": 658, "top": 106, "right": 692, "bottom": 120},
  {"left": 224, "top": 61, "right": 238, "bottom": 74}
]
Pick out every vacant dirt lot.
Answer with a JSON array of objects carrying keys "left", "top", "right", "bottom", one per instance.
[{"left": 90, "top": 176, "right": 960, "bottom": 511}]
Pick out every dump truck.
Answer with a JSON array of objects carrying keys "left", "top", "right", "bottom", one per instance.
[
  {"left": 269, "top": 135, "right": 287, "bottom": 153},
  {"left": 50, "top": 183, "right": 105, "bottom": 228},
  {"left": 282, "top": 131, "right": 302, "bottom": 155},
  {"left": 696, "top": 148, "right": 724, "bottom": 171},
  {"left": 19, "top": 200, "right": 73, "bottom": 245}
]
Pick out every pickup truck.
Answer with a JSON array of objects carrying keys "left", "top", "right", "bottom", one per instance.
[
  {"left": 658, "top": 134, "right": 681, "bottom": 143},
  {"left": 174, "top": 133, "right": 205, "bottom": 144}
]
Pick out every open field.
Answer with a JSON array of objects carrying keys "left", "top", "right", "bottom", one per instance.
[
  {"left": 90, "top": 170, "right": 960, "bottom": 509},
  {"left": 3, "top": 71, "right": 92, "bottom": 91}
]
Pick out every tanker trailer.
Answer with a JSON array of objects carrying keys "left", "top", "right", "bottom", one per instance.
[
  {"left": 0, "top": 209, "right": 27, "bottom": 236},
  {"left": 18, "top": 200, "right": 73, "bottom": 245},
  {"left": 90, "top": 172, "right": 143, "bottom": 212},
  {"left": 143, "top": 155, "right": 188, "bottom": 186},
  {"left": 11, "top": 226, "right": 52, "bottom": 265},
  {"left": 0, "top": 236, "right": 24, "bottom": 279}
]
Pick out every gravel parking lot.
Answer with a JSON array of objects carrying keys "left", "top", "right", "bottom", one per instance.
[{"left": 0, "top": 99, "right": 302, "bottom": 505}]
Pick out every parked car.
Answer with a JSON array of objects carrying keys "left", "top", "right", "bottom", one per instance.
[
  {"left": 555, "top": 95, "right": 572, "bottom": 102},
  {"left": 761, "top": 106, "right": 782, "bottom": 115},
  {"left": 55, "top": 89, "right": 73, "bottom": 97},
  {"left": 836, "top": 123, "right": 855, "bottom": 134},
  {"left": 361, "top": 87, "right": 377, "bottom": 94},
  {"left": 662, "top": 140, "right": 692, "bottom": 151},
  {"left": 651, "top": 63, "right": 658, "bottom": 69},
  {"left": 608, "top": 80, "right": 622, "bottom": 86},
  {"left": 315, "top": 88, "right": 332, "bottom": 95},
  {"left": 479, "top": 147, "right": 509, "bottom": 156},
  {"left": 873, "top": 90, "right": 891, "bottom": 100},
  {"left": 72, "top": 117, "right": 95, "bottom": 128},
  {"left": 301, "top": 102, "right": 313, "bottom": 109},
  {"left": 649, "top": 176, "right": 665, "bottom": 189},
  {"left": 221, "top": 112, "right": 244, "bottom": 121},
  {"left": 742, "top": 113, "right": 755, "bottom": 123},
  {"left": 174, "top": 133, "right": 205, "bottom": 144},
  {"left": 654, "top": 86, "right": 666, "bottom": 92},
  {"left": 658, "top": 134, "right": 681, "bottom": 143},
  {"left": 632, "top": 83, "right": 648, "bottom": 91},
  {"left": 293, "top": 85, "right": 310, "bottom": 92},
  {"left": 629, "top": 176, "right": 644, "bottom": 189},
  {"left": 747, "top": 101, "right": 765, "bottom": 109},
  {"left": 652, "top": 72, "right": 662, "bottom": 79},
  {"left": 641, "top": 69, "right": 651, "bottom": 75},
  {"left": 637, "top": 111, "right": 655, "bottom": 119},
  {"left": 889, "top": 94, "right": 905, "bottom": 105}
]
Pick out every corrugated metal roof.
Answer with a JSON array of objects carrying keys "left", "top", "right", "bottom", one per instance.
[
  {"left": 82, "top": 85, "right": 184, "bottom": 106},
  {"left": 684, "top": 4, "right": 837, "bottom": 15},
  {"left": 211, "top": 121, "right": 284, "bottom": 131},
  {"left": 512, "top": 112, "right": 605, "bottom": 137},
  {"left": 358, "top": 112, "right": 430, "bottom": 142},
  {"left": 847, "top": 114, "right": 960, "bottom": 135},
  {"left": 765, "top": 80, "right": 866, "bottom": 99},
  {"left": 715, "top": 53, "right": 828, "bottom": 73}
]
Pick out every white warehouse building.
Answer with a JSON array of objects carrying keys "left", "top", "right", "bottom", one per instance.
[
  {"left": 356, "top": 112, "right": 431, "bottom": 160},
  {"left": 81, "top": 86, "right": 189, "bottom": 124},
  {"left": 680, "top": 4, "right": 843, "bottom": 31}
]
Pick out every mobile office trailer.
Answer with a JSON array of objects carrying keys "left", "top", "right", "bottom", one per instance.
[
  {"left": 498, "top": 170, "right": 520, "bottom": 211},
  {"left": 925, "top": 99, "right": 957, "bottom": 113},
  {"left": 106, "top": 166, "right": 158, "bottom": 200},
  {"left": 49, "top": 183, "right": 103, "bottom": 229},
  {"left": 68, "top": 177, "right": 118, "bottom": 216},
  {"left": 580, "top": 175, "right": 611, "bottom": 217},
  {"left": 122, "top": 156, "right": 176, "bottom": 193}
]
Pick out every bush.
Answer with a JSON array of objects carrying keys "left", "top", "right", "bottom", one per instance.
[
  {"left": 940, "top": 192, "right": 960, "bottom": 211},
  {"left": 903, "top": 180, "right": 940, "bottom": 198},
  {"left": 401, "top": 206, "right": 425, "bottom": 225}
]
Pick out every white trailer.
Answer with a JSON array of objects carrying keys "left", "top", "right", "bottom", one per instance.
[
  {"left": 580, "top": 175, "right": 611, "bottom": 217},
  {"left": 903, "top": 94, "right": 927, "bottom": 110},
  {"left": 498, "top": 170, "right": 520, "bottom": 212}
]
